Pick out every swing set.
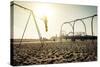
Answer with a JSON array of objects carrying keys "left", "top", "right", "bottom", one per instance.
[{"left": 11, "top": 2, "right": 48, "bottom": 48}]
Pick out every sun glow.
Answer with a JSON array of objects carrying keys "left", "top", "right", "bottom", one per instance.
[{"left": 34, "top": 4, "right": 54, "bottom": 18}]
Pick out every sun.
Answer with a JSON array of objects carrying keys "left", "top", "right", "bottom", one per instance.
[{"left": 34, "top": 4, "right": 53, "bottom": 18}]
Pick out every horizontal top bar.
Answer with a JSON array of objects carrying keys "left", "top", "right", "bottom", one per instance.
[
  {"left": 64, "top": 14, "right": 97, "bottom": 24},
  {"left": 11, "top": 2, "right": 32, "bottom": 11}
]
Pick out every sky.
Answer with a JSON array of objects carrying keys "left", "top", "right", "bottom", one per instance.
[{"left": 12, "top": 1, "right": 97, "bottom": 39}]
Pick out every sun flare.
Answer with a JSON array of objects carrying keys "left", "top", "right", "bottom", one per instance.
[{"left": 34, "top": 4, "right": 54, "bottom": 18}]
